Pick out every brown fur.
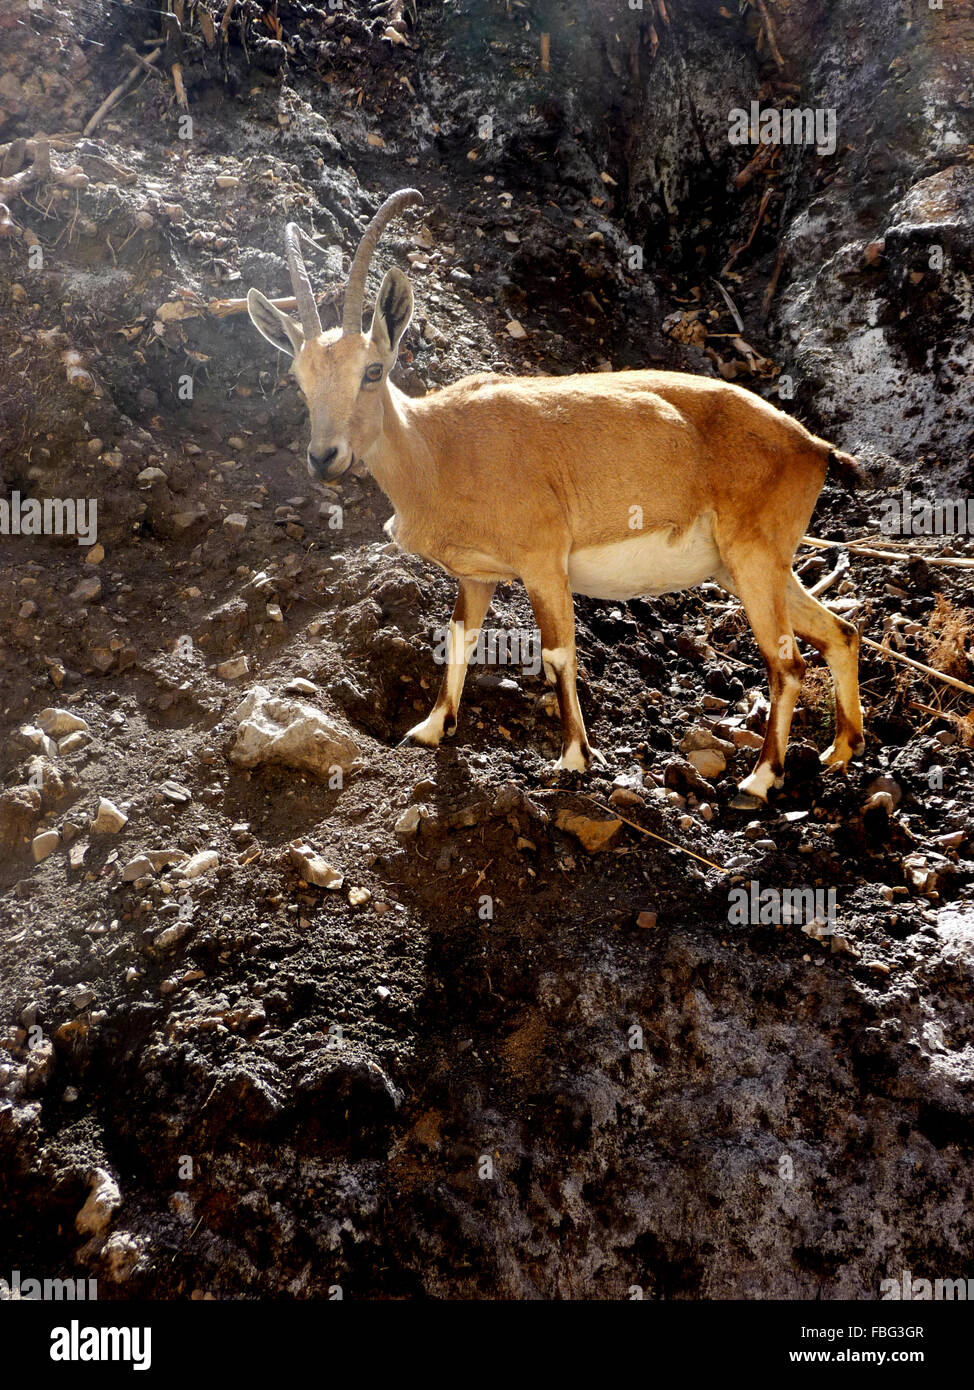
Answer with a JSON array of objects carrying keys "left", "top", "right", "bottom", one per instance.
[{"left": 249, "top": 264, "right": 865, "bottom": 798}]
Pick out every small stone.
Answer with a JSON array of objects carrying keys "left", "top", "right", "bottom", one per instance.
[
  {"left": 75, "top": 1168, "right": 121, "bottom": 1238},
  {"left": 223, "top": 513, "right": 248, "bottom": 537},
  {"left": 554, "top": 808, "right": 622, "bottom": 853},
  {"left": 85, "top": 544, "right": 104, "bottom": 565},
  {"left": 936, "top": 830, "right": 965, "bottom": 850},
  {"left": 284, "top": 678, "right": 317, "bottom": 696},
  {"left": 288, "top": 842, "right": 343, "bottom": 889},
  {"left": 266, "top": 603, "right": 284, "bottom": 623},
  {"left": 687, "top": 747, "right": 726, "bottom": 779},
  {"left": 154, "top": 920, "right": 194, "bottom": 950},
  {"left": 376, "top": 985, "right": 391, "bottom": 1001},
  {"left": 71, "top": 576, "right": 102, "bottom": 604},
  {"left": 395, "top": 804, "right": 425, "bottom": 839},
  {"left": 37, "top": 707, "right": 90, "bottom": 737},
  {"left": 609, "top": 786, "right": 643, "bottom": 808},
  {"left": 731, "top": 728, "right": 764, "bottom": 752},
  {"left": 91, "top": 798, "right": 128, "bottom": 833},
  {"left": 136, "top": 467, "right": 167, "bottom": 485},
  {"left": 122, "top": 856, "right": 155, "bottom": 882},
  {"left": 636, "top": 910, "right": 658, "bottom": 930},
  {"left": 159, "top": 781, "right": 192, "bottom": 803},
  {"left": 179, "top": 850, "right": 219, "bottom": 879},
  {"left": 348, "top": 886, "right": 372, "bottom": 907},
  {"left": 32, "top": 830, "right": 60, "bottom": 862},
  {"left": 58, "top": 731, "right": 90, "bottom": 755},
  {"left": 216, "top": 656, "right": 250, "bottom": 680}
]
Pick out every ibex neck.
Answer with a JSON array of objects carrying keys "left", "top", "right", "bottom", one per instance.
[{"left": 366, "top": 379, "right": 429, "bottom": 511}]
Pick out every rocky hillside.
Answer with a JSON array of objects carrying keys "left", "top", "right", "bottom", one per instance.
[{"left": 0, "top": 0, "right": 972, "bottom": 1299}]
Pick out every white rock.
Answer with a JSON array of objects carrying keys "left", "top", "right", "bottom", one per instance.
[
  {"left": 91, "top": 798, "right": 128, "bottom": 833},
  {"left": 58, "top": 731, "right": 90, "bottom": 755},
  {"left": 687, "top": 747, "right": 727, "bottom": 779},
  {"left": 217, "top": 656, "right": 250, "bottom": 680},
  {"left": 75, "top": 1168, "right": 121, "bottom": 1238},
  {"left": 37, "top": 707, "right": 91, "bottom": 737},
  {"left": 32, "top": 830, "right": 60, "bottom": 862},
  {"left": 179, "top": 850, "right": 219, "bottom": 879},
  {"left": 228, "top": 686, "right": 359, "bottom": 779},
  {"left": 102, "top": 1230, "right": 143, "bottom": 1283},
  {"left": 122, "top": 856, "right": 155, "bottom": 882},
  {"left": 289, "top": 841, "right": 343, "bottom": 888}
]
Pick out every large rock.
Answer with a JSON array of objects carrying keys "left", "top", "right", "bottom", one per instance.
[{"left": 227, "top": 686, "right": 360, "bottom": 779}]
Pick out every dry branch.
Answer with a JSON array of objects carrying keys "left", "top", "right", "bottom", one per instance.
[
  {"left": 860, "top": 638, "right": 974, "bottom": 697},
  {"left": 803, "top": 535, "right": 974, "bottom": 570},
  {"left": 84, "top": 48, "right": 162, "bottom": 136}
]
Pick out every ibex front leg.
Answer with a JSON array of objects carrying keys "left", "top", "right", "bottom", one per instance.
[
  {"left": 524, "top": 569, "right": 603, "bottom": 772},
  {"left": 403, "top": 577, "right": 495, "bottom": 748}
]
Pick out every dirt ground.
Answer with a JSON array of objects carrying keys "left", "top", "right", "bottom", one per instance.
[{"left": 0, "top": 0, "right": 972, "bottom": 1299}]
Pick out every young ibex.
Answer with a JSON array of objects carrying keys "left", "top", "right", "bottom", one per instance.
[{"left": 247, "top": 188, "right": 865, "bottom": 800}]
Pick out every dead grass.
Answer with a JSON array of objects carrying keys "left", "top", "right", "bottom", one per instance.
[{"left": 924, "top": 594, "right": 973, "bottom": 681}]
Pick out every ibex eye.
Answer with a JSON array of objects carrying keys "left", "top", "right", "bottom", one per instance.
[{"left": 363, "top": 363, "right": 383, "bottom": 385}]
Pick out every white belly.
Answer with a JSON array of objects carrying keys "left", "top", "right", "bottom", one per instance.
[{"left": 568, "top": 518, "right": 721, "bottom": 600}]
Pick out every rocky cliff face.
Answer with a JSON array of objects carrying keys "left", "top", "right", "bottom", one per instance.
[{"left": 0, "top": 0, "right": 972, "bottom": 1300}]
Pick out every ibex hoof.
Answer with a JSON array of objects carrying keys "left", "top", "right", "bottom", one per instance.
[
  {"left": 400, "top": 715, "right": 445, "bottom": 749},
  {"left": 553, "top": 741, "right": 602, "bottom": 773},
  {"left": 820, "top": 736, "right": 865, "bottom": 768},
  {"left": 737, "top": 765, "right": 782, "bottom": 802}
]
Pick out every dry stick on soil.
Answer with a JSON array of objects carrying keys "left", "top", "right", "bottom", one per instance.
[
  {"left": 0, "top": 139, "right": 50, "bottom": 202},
  {"left": 84, "top": 48, "right": 162, "bottom": 135},
  {"left": 755, "top": 0, "right": 786, "bottom": 69},
  {"left": 722, "top": 185, "right": 773, "bottom": 275},
  {"left": 762, "top": 242, "right": 787, "bottom": 316},
  {"left": 171, "top": 64, "right": 189, "bottom": 111},
  {"left": 122, "top": 45, "right": 167, "bottom": 80},
  {"left": 582, "top": 797, "right": 730, "bottom": 875},
  {"left": 808, "top": 550, "right": 849, "bottom": 598},
  {"left": 803, "top": 534, "right": 974, "bottom": 569},
  {"left": 860, "top": 638, "right": 974, "bottom": 697}
]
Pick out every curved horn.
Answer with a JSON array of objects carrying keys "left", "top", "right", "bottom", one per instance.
[
  {"left": 284, "top": 222, "right": 322, "bottom": 340},
  {"left": 342, "top": 187, "right": 424, "bottom": 335}
]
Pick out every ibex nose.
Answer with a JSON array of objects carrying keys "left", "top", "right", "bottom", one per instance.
[{"left": 307, "top": 446, "right": 338, "bottom": 476}]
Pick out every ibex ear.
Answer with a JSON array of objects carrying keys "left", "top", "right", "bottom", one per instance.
[
  {"left": 369, "top": 268, "right": 413, "bottom": 360},
  {"left": 247, "top": 288, "right": 305, "bottom": 357}
]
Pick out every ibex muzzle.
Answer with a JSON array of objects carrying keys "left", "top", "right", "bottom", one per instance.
[{"left": 247, "top": 188, "right": 865, "bottom": 801}]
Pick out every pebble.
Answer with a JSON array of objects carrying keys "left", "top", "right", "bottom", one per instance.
[
  {"left": 179, "top": 850, "right": 219, "bottom": 879},
  {"left": 91, "top": 798, "right": 128, "bottom": 833},
  {"left": 32, "top": 830, "right": 60, "bottom": 862},
  {"left": 37, "top": 707, "right": 90, "bottom": 737},
  {"left": 217, "top": 656, "right": 250, "bottom": 680}
]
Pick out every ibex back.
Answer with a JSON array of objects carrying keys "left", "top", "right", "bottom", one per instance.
[{"left": 247, "top": 188, "right": 865, "bottom": 801}]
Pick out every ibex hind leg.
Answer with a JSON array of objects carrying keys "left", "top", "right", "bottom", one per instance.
[
  {"left": 402, "top": 578, "right": 495, "bottom": 748},
  {"left": 524, "top": 570, "right": 604, "bottom": 771},
  {"left": 726, "top": 556, "right": 806, "bottom": 801},
  {"left": 786, "top": 572, "right": 865, "bottom": 766}
]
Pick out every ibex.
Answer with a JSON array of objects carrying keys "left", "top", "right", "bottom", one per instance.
[{"left": 247, "top": 188, "right": 865, "bottom": 801}]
